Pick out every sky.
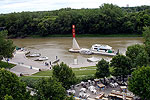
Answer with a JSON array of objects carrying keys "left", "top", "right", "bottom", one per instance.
[{"left": 0, "top": 0, "right": 150, "bottom": 14}]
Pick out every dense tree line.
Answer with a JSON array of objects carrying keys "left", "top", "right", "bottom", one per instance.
[
  {"left": 0, "top": 4, "right": 150, "bottom": 38},
  {"left": 122, "top": 5, "right": 150, "bottom": 12}
]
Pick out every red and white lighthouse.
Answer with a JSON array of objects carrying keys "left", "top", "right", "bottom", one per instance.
[{"left": 69, "top": 25, "right": 80, "bottom": 52}]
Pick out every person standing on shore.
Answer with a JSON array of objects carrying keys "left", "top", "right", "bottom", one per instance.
[
  {"left": 45, "top": 62, "right": 49, "bottom": 66},
  {"left": 49, "top": 61, "right": 52, "bottom": 69},
  {"left": 56, "top": 56, "right": 58, "bottom": 60}
]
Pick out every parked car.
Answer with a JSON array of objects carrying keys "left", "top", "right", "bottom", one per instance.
[{"left": 79, "top": 92, "right": 90, "bottom": 98}]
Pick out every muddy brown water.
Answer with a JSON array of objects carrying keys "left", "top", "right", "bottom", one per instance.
[{"left": 12, "top": 37, "right": 143, "bottom": 65}]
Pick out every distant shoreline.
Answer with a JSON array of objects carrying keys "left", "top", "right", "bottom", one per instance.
[{"left": 13, "top": 34, "right": 142, "bottom": 39}]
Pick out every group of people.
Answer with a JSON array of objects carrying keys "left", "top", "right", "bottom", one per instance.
[
  {"left": 45, "top": 61, "right": 52, "bottom": 69},
  {"left": 44, "top": 56, "right": 58, "bottom": 69}
]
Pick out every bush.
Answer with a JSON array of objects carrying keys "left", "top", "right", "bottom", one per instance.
[
  {"left": 128, "top": 66, "right": 150, "bottom": 99},
  {"left": 77, "top": 75, "right": 96, "bottom": 83},
  {"left": 53, "top": 62, "right": 77, "bottom": 89},
  {"left": 0, "top": 68, "right": 31, "bottom": 100},
  {"left": 0, "top": 61, "right": 15, "bottom": 69},
  {"left": 35, "top": 78, "right": 66, "bottom": 100},
  {"left": 19, "top": 77, "right": 42, "bottom": 89}
]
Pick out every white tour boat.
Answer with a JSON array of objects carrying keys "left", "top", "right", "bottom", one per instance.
[
  {"left": 35, "top": 56, "right": 48, "bottom": 61},
  {"left": 91, "top": 44, "right": 116, "bottom": 56},
  {"left": 79, "top": 48, "right": 93, "bottom": 55}
]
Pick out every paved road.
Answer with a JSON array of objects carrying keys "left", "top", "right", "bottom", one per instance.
[
  {"left": 6, "top": 51, "right": 50, "bottom": 76},
  {"left": 10, "top": 65, "right": 38, "bottom": 76}
]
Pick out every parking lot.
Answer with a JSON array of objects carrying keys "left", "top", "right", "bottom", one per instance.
[{"left": 67, "top": 77, "right": 135, "bottom": 100}]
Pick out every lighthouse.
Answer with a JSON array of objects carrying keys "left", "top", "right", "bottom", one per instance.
[{"left": 69, "top": 25, "right": 80, "bottom": 53}]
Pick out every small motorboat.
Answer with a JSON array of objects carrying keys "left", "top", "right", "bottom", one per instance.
[
  {"left": 26, "top": 53, "right": 41, "bottom": 57},
  {"left": 69, "top": 48, "right": 80, "bottom": 53},
  {"left": 52, "top": 59, "right": 60, "bottom": 64},
  {"left": 35, "top": 56, "right": 48, "bottom": 61},
  {"left": 87, "top": 57, "right": 99, "bottom": 62},
  {"left": 79, "top": 48, "right": 93, "bottom": 55}
]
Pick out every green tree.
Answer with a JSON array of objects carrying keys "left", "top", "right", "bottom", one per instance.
[
  {"left": 4, "top": 95, "right": 13, "bottom": 100},
  {"left": 99, "top": 3, "right": 125, "bottom": 34},
  {"left": 52, "top": 62, "right": 77, "bottom": 89},
  {"left": 128, "top": 66, "right": 150, "bottom": 100},
  {"left": 36, "top": 78, "right": 66, "bottom": 100},
  {"left": 0, "top": 30, "right": 15, "bottom": 60},
  {"left": 134, "top": 50, "right": 149, "bottom": 67},
  {"left": 143, "top": 26, "right": 150, "bottom": 58},
  {"left": 65, "top": 96, "right": 75, "bottom": 100},
  {"left": 126, "top": 44, "right": 145, "bottom": 66},
  {"left": 0, "top": 68, "right": 31, "bottom": 100},
  {"left": 110, "top": 54, "right": 132, "bottom": 82},
  {"left": 95, "top": 59, "right": 110, "bottom": 84}
]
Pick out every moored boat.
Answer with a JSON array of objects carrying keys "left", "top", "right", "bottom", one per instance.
[
  {"left": 52, "top": 59, "right": 60, "bottom": 64},
  {"left": 79, "top": 48, "right": 93, "bottom": 55},
  {"left": 69, "top": 48, "right": 80, "bottom": 53},
  {"left": 91, "top": 44, "right": 112, "bottom": 51},
  {"left": 87, "top": 57, "right": 99, "bottom": 62},
  {"left": 35, "top": 56, "right": 48, "bottom": 61},
  {"left": 91, "top": 44, "right": 116, "bottom": 56},
  {"left": 92, "top": 51, "right": 116, "bottom": 56},
  {"left": 26, "top": 53, "right": 41, "bottom": 57}
]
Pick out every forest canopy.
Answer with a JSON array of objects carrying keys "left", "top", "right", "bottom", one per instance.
[{"left": 0, "top": 4, "right": 150, "bottom": 38}]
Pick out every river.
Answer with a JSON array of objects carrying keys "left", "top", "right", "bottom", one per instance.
[{"left": 12, "top": 37, "right": 143, "bottom": 65}]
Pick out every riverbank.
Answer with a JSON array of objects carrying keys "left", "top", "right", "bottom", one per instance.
[
  {"left": 8, "top": 50, "right": 97, "bottom": 76},
  {"left": 27, "top": 34, "right": 142, "bottom": 38}
]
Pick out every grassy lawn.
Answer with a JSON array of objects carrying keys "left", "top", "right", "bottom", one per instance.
[
  {"left": 32, "top": 66, "right": 96, "bottom": 77},
  {"left": 0, "top": 61, "right": 16, "bottom": 69},
  {"left": 33, "top": 70, "right": 53, "bottom": 76},
  {"left": 20, "top": 66, "right": 114, "bottom": 87},
  {"left": 19, "top": 76, "right": 44, "bottom": 80},
  {"left": 73, "top": 66, "right": 96, "bottom": 77}
]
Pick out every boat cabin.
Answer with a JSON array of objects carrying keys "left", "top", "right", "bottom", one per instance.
[{"left": 91, "top": 44, "right": 112, "bottom": 52}]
